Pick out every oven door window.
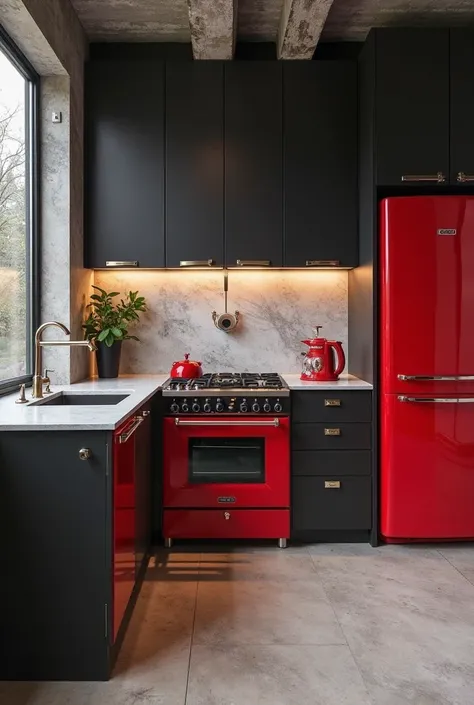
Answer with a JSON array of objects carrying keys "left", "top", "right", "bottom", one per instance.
[{"left": 189, "top": 437, "right": 265, "bottom": 484}]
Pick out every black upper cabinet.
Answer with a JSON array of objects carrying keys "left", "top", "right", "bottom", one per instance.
[
  {"left": 450, "top": 30, "right": 474, "bottom": 184},
  {"left": 166, "top": 63, "right": 224, "bottom": 267},
  {"left": 373, "top": 29, "right": 450, "bottom": 186},
  {"left": 225, "top": 63, "right": 283, "bottom": 267},
  {"left": 85, "top": 59, "right": 165, "bottom": 268},
  {"left": 284, "top": 62, "right": 358, "bottom": 268}
]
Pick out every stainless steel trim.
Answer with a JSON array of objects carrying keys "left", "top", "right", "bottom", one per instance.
[
  {"left": 457, "top": 172, "right": 474, "bottom": 183},
  {"left": 236, "top": 259, "right": 271, "bottom": 267},
  {"left": 278, "top": 538, "right": 287, "bottom": 549},
  {"left": 163, "top": 387, "right": 289, "bottom": 397},
  {"left": 401, "top": 172, "right": 445, "bottom": 183},
  {"left": 398, "top": 395, "right": 474, "bottom": 403},
  {"left": 105, "top": 260, "right": 138, "bottom": 267},
  {"left": 306, "top": 259, "right": 340, "bottom": 267},
  {"left": 118, "top": 415, "right": 144, "bottom": 443},
  {"left": 179, "top": 259, "right": 215, "bottom": 267},
  {"left": 174, "top": 418, "right": 281, "bottom": 427},
  {"left": 398, "top": 374, "right": 474, "bottom": 381}
]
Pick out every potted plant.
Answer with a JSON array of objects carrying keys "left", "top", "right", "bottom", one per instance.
[{"left": 83, "top": 286, "right": 147, "bottom": 378}]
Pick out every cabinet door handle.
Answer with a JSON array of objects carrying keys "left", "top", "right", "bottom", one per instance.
[
  {"left": 118, "top": 415, "right": 144, "bottom": 443},
  {"left": 236, "top": 260, "right": 271, "bottom": 267},
  {"left": 324, "top": 428, "right": 341, "bottom": 436},
  {"left": 306, "top": 260, "right": 340, "bottom": 267},
  {"left": 398, "top": 395, "right": 474, "bottom": 404},
  {"left": 457, "top": 172, "right": 474, "bottom": 183},
  {"left": 79, "top": 448, "right": 92, "bottom": 460},
  {"left": 324, "top": 480, "right": 341, "bottom": 489},
  {"left": 105, "top": 261, "right": 138, "bottom": 267},
  {"left": 401, "top": 173, "right": 445, "bottom": 183},
  {"left": 324, "top": 399, "right": 341, "bottom": 407},
  {"left": 180, "top": 259, "right": 215, "bottom": 267}
]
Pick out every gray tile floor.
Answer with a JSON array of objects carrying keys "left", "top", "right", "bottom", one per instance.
[{"left": 2, "top": 543, "right": 474, "bottom": 704}]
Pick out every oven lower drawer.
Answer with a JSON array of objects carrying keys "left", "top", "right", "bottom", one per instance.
[{"left": 163, "top": 509, "right": 290, "bottom": 539}]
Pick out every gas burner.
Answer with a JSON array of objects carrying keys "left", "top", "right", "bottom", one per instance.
[
  {"left": 163, "top": 372, "right": 289, "bottom": 397},
  {"left": 166, "top": 378, "right": 210, "bottom": 391}
]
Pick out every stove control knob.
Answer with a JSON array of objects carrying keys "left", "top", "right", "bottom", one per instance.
[
  {"left": 263, "top": 399, "right": 271, "bottom": 413},
  {"left": 240, "top": 399, "right": 248, "bottom": 413},
  {"left": 216, "top": 398, "right": 224, "bottom": 413},
  {"left": 274, "top": 401, "right": 283, "bottom": 413},
  {"left": 170, "top": 401, "right": 179, "bottom": 414},
  {"left": 252, "top": 400, "right": 260, "bottom": 413},
  {"left": 192, "top": 400, "right": 201, "bottom": 413},
  {"left": 203, "top": 399, "right": 212, "bottom": 413},
  {"left": 181, "top": 400, "right": 189, "bottom": 413}
]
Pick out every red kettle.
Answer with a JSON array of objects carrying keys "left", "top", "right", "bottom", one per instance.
[
  {"left": 301, "top": 326, "right": 345, "bottom": 382},
  {"left": 170, "top": 353, "right": 203, "bottom": 379}
]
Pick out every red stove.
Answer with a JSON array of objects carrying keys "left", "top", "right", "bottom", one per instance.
[{"left": 162, "top": 373, "right": 290, "bottom": 548}]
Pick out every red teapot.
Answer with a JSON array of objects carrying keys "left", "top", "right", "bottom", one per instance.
[
  {"left": 301, "top": 326, "right": 345, "bottom": 382},
  {"left": 170, "top": 353, "right": 203, "bottom": 379}
]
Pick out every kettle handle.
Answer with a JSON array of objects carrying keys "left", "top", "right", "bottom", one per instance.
[{"left": 329, "top": 341, "right": 345, "bottom": 377}]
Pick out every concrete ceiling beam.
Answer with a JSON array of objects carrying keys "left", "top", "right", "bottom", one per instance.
[
  {"left": 188, "top": 0, "right": 237, "bottom": 60},
  {"left": 278, "top": 0, "right": 335, "bottom": 60}
]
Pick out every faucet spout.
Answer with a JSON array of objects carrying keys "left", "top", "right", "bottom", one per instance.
[{"left": 32, "top": 321, "right": 94, "bottom": 399}]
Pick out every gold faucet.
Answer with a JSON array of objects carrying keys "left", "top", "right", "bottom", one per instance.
[{"left": 32, "top": 321, "right": 95, "bottom": 398}]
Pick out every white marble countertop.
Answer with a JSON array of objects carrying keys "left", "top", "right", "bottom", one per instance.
[
  {"left": 280, "top": 373, "right": 373, "bottom": 390},
  {"left": 0, "top": 375, "right": 169, "bottom": 431}
]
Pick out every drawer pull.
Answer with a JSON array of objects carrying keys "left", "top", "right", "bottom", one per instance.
[
  {"left": 324, "top": 480, "right": 341, "bottom": 489},
  {"left": 324, "top": 398, "right": 341, "bottom": 407},
  {"left": 401, "top": 172, "right": 445, "bottom": 183},
  {"left": 324, "top": 428, "right": 341, "bottom": 436}
]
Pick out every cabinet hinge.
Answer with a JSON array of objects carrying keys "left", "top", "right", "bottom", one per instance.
[{"left": 105, "top": 603, "right": 108, "bottom": 639}]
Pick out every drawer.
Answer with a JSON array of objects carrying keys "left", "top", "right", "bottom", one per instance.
[
  {"left": 292, "top": 476, "right": 372, "bottom": 531},
  {"left": 292, "top": 423, "right": 372, "bottom": 450},
  {"left": 163, "top": 508, "right": 290, "bottom": 539},
  {"left": 292, "top": 391, "right": 372, "bottom": 423},
  {"left": 292, "top": 450, "right": 371, "bottom": 476}
]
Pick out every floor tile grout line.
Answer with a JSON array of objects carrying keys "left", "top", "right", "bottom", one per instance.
[
  {"left": 307, "top": 551, "right": 373, "bottom": 703},
  {"left": 184, "top": 554, "right": 200, "bottom": 705},
  {"left": 435, "top": 548, "right": 474, "bottom": 589}
]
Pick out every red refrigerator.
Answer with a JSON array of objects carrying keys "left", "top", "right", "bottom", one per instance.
[{"left": 381, "top": 196, "right": 474, "bottom": 541}]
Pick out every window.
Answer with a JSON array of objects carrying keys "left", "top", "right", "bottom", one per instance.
[{"left": 0, "top": 27, "right": 38, "bottom": 393}]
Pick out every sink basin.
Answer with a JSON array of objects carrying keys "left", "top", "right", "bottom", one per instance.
[{"left": 32, "top": 393, "right": 129, "bottom": 406}]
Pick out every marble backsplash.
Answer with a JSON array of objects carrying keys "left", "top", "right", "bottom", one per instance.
[{"left": 93, "top": 270, "right": 348, "bottom": 375}]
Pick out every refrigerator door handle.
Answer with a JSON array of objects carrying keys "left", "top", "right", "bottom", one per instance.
[
  {"left": 398, "top": 396, "right": 474, "bottom": 403},
  {"left": 398, "top": 374, "right": 474, "bottom": 381}
]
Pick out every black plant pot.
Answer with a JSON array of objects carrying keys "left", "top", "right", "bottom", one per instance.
[{"left": 96, "top": 340, "right": 122, "bottom": 379}]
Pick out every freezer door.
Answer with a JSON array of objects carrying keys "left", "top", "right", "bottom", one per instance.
[
  {"left": 381, "top": 196, "right": 474, "bottom": 395},
  {"left": 381, "top": 393, "right": 474, "bottom": 540}
]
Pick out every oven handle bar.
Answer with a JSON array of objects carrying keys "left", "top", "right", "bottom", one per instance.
[
  {"left": 398, "top": 396, "right": 474, "bottom": 403},
  {"left": 118, "top": 415, "right": 144, "bottom": 443},
  {"left": 398, "top": 374, "right": 474, "bottom": 381},
  {"left": 174, "top": 418, "right": 281, "bottom": 427}
]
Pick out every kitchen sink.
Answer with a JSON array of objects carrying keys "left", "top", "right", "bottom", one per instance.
[{"left": 31, "top": 393, "right": 129, "bottom": 406}]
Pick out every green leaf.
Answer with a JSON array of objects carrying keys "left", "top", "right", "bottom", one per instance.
[
  {"left": 90, "top": 294, "right": 103, "bottom": 301},
  {"left": 105, "top": 333, "right": 115, "bottom": 347},
  {"left": 111, "top": 327, "right": 123, "bottom": 338},
  {"left": 97, "top": 329, "right": 110, "bottom": 342},
  {"left": 108, "top": 291, "right": 120, "bottom": 298}
]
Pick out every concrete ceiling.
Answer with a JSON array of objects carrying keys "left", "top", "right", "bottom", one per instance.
[{"left": 70, "top": 0, "right": 474, "bottom": 44}]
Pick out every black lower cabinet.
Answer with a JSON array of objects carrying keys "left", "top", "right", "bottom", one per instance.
[
  {"left": 0, "top": 401, "right": 154, "bottom": 681},
  {"left": 292, "top": 476, "right": 372, "bottom": 532}
]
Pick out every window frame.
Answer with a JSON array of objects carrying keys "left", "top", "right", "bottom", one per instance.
[{"left": 0, "top": 24, "right": 40, "bottom": 396}]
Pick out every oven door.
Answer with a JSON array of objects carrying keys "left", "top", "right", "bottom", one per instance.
[{"left": 163, "top": 416, "right": 289, "bottom": 508}]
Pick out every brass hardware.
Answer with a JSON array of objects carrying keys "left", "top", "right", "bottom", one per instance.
[
  {"left": 324, "top": 480, "right": 341, "bottom": 489},
  {"left": 118, "top": 415, "right": 145, "bottom": 443},
  {"left": 15, "top": 384, "right": 27, "bottom": 404},
  {"left": 180, "top": 259, "right": 215, "bottom": 267},
  {"left": 457, "top": 172, "right": 474, "bottom": 183},
  {"left": 236, "top": 259, "right": 271, "bottom": 267},
  {"left": 33, "top": 322, "right": 95, "bottom": 398},
  {"left": 398, "top": 374, "right": 474, "bottom": 381},
  {"left": 175, "top": 418, "right": 280, "bottom": 427},
  {"left": 79, "top": 448, "right": 92, "bottom": 460},
  {"left": 324, "top": 399, "right": 341, "bottom": 407},
  {"left": 398, "top": 395, "right": 474, "bottom": 404},
  {"left": 401, "top": 172, "right": 445, "bottom": 183},
  {"left": 105, "top": 260, "right": 138, "bottom": 267},
  {"left": 43, "top": 368, "right": 54, "bottom": 394},
  {"left": 224, "top": 512, "right": 231, "bottom": 520},
  {"left": 306, "top": 260, "right": 340, "bottom": 267},
  {"left": 141, "top": 409, "right": 151, "bottom": 417},
  {"left": 324, "top": 428, "right": 341, "bottom": 436}
]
